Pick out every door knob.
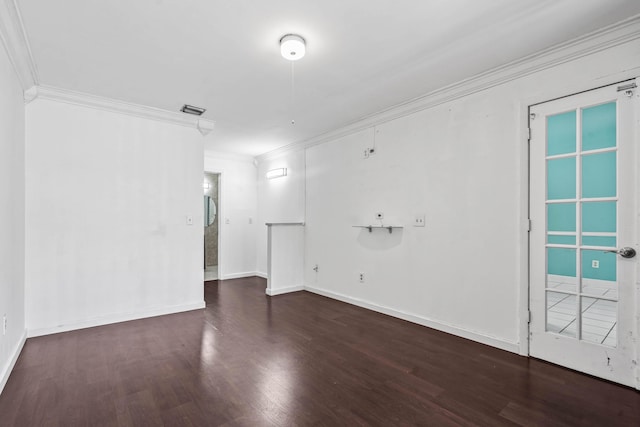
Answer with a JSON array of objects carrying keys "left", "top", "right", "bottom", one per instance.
[{"left": 603, "top": 247, "right": 636, "bottom": 258}]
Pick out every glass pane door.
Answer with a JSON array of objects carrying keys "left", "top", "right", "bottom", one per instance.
[{"left": 545, "top": 101, "right": 618, "bottom": 347}]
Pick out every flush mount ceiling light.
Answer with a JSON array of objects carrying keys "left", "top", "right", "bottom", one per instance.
[
  {"left": 180, "top": 104, "right": 206, "bottom": 116},
  {"left": 280, "top": 34, "right": 306, "bottom": 61}
]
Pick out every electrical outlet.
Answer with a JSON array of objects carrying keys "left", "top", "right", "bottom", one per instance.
[
  {"left": 376, "top": 212, "right": 384, "bottom": 220},
  {"left": 414, "top": 215, "right": 426, "bottom": 227},
  {"left": 3, "top": 314, "right": 6, "bottom": 335},
  {"left": 592, "top": 260, "right": 600, "bottom": 269},
  {"left": 359, "top": 272, "right": 365, "bottom": 283}
]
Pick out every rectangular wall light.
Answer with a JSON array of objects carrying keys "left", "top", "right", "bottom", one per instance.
[{"left": 266, "top": 168, "right": 287, "bottom": 179}]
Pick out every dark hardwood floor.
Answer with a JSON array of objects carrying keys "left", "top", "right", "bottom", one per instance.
[{"left": 1, "top": 277, "right": 638, "bottom": 426}]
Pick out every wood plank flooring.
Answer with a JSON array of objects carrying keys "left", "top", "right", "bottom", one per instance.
[{"left": 1, "top": 277, "right": 638, "bottom": 426}]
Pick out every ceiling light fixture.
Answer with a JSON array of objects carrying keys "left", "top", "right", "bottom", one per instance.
[
  {"left": 280, "top": 34, "right": 306, "bottom": 61},
  {"left": 180, "top": 104, "right": 206, "bottom": 116}
]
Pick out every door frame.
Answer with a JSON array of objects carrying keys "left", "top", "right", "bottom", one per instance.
[
  {"left": 523, "top": 78, "right": 639, "bottom": 389},
  {"left": 204, "top": 169, "right": 223, "bottom": 280}
]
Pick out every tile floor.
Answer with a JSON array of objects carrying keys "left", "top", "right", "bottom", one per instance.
[
  {"left": 204, "top": 265, "right": 218, "bottom": 281},
  {"left": 546, "top": 275, "right": 617, "bottom": 347}
]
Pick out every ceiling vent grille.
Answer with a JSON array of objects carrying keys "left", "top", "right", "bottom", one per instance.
[{"left": 180, "top": 104, "right": 206, "bottom": 116}]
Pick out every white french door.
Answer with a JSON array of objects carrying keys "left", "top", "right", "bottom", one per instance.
[{"left": 529, "top": 80, "right": 639, "bottom": 388}]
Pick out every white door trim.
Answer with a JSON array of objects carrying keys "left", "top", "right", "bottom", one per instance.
[{"left": 204, "top": 169, "right": 223, "bottom": 280}]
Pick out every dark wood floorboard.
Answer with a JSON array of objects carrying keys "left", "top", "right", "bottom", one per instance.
[{"left": 1, "top": 277, "right": 638, "bottom": 426}]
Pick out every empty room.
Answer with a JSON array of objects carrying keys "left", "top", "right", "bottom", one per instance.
[{"left": 2, "top": 0, "right": 640, "bottom": 425}]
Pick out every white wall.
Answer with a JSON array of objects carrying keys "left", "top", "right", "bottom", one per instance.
[
  {"left": 0, "top": 34, "right": 26, "bottom": 393},
  {"left": 266, "top": 224, "right": 304, "bottom": 295},
  {"left": 303, "top": 95, "right": 522, "bottom": 349},
  {"left": 257, "top": 37, "right": 640, "bottom": 352},
  {"left": 256, "top": 150, "right": 305, "bottom": 275},
  {"left": 204, "top": 154, "right": 258, "bottom": 279},
  {"left": 25, "top": 99, "right": 205, "bottom": 336}
]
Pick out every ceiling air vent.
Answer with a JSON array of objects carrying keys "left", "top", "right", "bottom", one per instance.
[{"left": 180, "top": 104, "right": 206, "bottom": 116}]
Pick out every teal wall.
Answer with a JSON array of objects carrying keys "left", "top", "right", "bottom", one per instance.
[
  {"left": 582, "top": 250, "right": 616, "bottom": 281},
  {"left": 547, "top": 248, "right": 576, "bottom": 277}
]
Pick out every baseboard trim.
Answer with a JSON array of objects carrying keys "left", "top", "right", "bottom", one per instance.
[
  {"left": 266, "top": 285, "right": 304, "bottom": 296},
  {"left": 304, "top": 286, "right": 519, "bottom": 354},
  {"left": 0, "top": 329, "right": 27, "bottom": 396},
  {"left": 27, "top": 301, "right": 206, "bottom": 338},
  {"left": 221, "top": 271, "right": 262, "bottom": 280},
  {"left": 255, "top": 271, "right": 268, "bottom": 279}
]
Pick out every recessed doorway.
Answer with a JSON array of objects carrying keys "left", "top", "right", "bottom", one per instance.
[{"left": 204, "top": 172, "right": 220, "bottom": 281}]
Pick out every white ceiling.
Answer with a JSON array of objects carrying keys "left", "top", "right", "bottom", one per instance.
[{"left": 17, "top": 0, "right": 640, "bottom": 156}]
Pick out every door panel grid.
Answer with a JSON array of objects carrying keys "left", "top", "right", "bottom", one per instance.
[{"left": 544, "top": 100, "right": 618, "bottom": 346}]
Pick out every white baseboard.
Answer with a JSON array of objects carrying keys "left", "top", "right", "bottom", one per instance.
[
  {"left": 266, "top": 285, "right": 304, "bottom": 296},
  {"left": 221, "top": 271, "right": 264, "bottom": 280},
  {"left": 0, "top": 329, "right": 27, "bottom": 396},
  {"left": 27, "top": 301, "right": 206, "bottom": 338},
  {"left": 304, "top": 286, "right": 519, "bottom": 354},
  {"left": 255, "top": 271, "right": 268, "bottom": 279}
]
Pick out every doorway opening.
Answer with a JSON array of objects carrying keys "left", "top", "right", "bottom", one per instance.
[{"left": 204, "top": 172, "right": 220, "bottom": 281}]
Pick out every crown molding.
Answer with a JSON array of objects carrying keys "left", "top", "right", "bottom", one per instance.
[
  {"left": 23, "top": 85, "right": 37, "bottom": 103},
  {"left": 0, "top": 0, "right": 39, "bottom": 90},
  {"left": 197, "top": 119, "right": 215, "bottom": 136},
  {"left": 256, "top": 14, "right": 640, "bottom": 162},
  {"left": 30, "top": 85, "right": 216, "bottom": 133}
]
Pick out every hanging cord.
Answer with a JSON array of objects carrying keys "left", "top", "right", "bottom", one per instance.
[
  {"left": 290, "top": 61, "right": 296, "bottom": 125},
  {"left": 369, "top": 125, "right": 378, "bottom": 155},
  {"left": 373, "top": 125, "right": 377, "bottom": 149}
]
